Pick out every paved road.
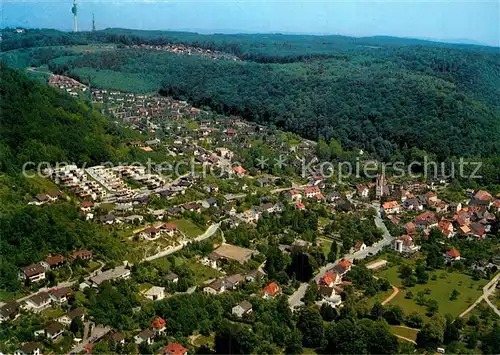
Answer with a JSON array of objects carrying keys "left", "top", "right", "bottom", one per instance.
[
  {"left": 460, "top": 273, "right": 500, "bottom": 318},
  {"left": 143, "top": 223, "right": 220, "bottom": 262},
  {"left": 288, "top": 282, "right": 308, "bottom": 309}
]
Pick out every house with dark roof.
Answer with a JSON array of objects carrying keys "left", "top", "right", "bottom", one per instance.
[
  {"left": 44, "top": 321, "right": 65, "bottom": 340},
  {"left": 57, "top": 308, "right": 84, "bottom": 326},
  {"left": 20, "top": 264, "right": 46, "bottom": 283},
  {"left": 14, "top": 342, "right": 41, "bottom": 355},
  {"left": 134, "top": 329, "right": 155, "bottom": 345},
  {"left": 43, "top": 255, "right": 65, "bottom": 269},
  {"left": 23, "top": 293, "right": 51, "bottom": 313},
  {"left": 232, "top": 300, "right": 253, "bottom": 318},
  {"left": 49, "top": 287, "right": 72, "bottom": 304},
  {"left": 0, "top": 302, "right": 20, "bottom": 323}
]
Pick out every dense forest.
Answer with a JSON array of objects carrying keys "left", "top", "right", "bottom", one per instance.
[
  {"left": 47, "top": 47, "right": 500, "bottom": 164},
  {"left": 0, "top": 65, "right": 138, "bottom": 173}
]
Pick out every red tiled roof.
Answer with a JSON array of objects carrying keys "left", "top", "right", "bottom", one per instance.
[
  {"left": 446, "top": 249, "right": 460, "bottom": 258},
  {"left": 162, "top": 223, "right": 177, "bottom": 232},
  {"left": 80, "top": 201, "right": 94, "bottom": 208},
  {"left": 474, "top": 190, "right": 493, "bottom": 201},
  {"left": 232, "top": 166, "right": 247, "bottom": 174},
  {"left": 296, "top": 201, "right": 305, "bottom": 209},
  {"left": 383, "top": 201, "right": 399, "bottom": 209},
  {"left": 304, "top": 186, "right": 320, "bottom": 194},
  {"left": 152, "top": 316, "right": 166, "bottom": 329},
  {"left": 164, "top": 343, "right": 188, "bottom": 355},
  {"left": 322, "top": 271, "right": 338, "bottom": 286},
  {"left": 45, "top": 255, "right": 65, "bottom": 266},
  {"left": 261, "top": 282, "right": 280, "bottom": 297}
]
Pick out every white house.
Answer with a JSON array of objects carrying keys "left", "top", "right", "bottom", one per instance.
[
  {"left": 232, "top": 300, "right": 253, "bottom": 318},
  {"left": 144, "top": 286, "right": 166, "bottom": 301}
]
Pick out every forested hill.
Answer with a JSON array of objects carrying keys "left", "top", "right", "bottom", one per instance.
[
  {"left": 0, "top": 65, "right": 133, "bottom": 173},
  {"left": 2, "top": 28, "right": 500, "bottom": 165}
]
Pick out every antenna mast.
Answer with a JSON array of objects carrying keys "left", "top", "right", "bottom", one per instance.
[
  {"left": 92, "top": 12, "right": 96, "bottom": 32},
  {"left": 72, "top": 0, "right": 78, "bottom": 32}
]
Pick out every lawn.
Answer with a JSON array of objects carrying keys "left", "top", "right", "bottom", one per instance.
[
  {"left": 186, "top": 259, "right": 221, "bottom": 283},
  {"left": 41, "top": 307, "right": 65, "bottom": 320},
  {"left": 170, "top": 219, "right": 204, "bottom": 238},
  {"left": 27, "top": 174, "right": 59, "bottom": 192},
  {"left": 377, "top": 266, "right": 487, "bottom": 319},
  {"left": 319, "top": 238, "right": 333, "bottom": 257},
  {"left": 389, "top": 325, "right": 418, "bottom": 341},
  {"left": 0, "top": 289, "right": 25, "bottom": 302}
]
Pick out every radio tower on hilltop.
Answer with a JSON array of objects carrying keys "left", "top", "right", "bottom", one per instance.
[
  {"left": 72, "top": 0, "right": 78, "bottom": 32},
  {"left": 92, "top": 12, "right": 96, "bottom": 32}
]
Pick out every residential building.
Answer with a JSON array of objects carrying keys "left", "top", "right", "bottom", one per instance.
[
  {"left": 49, "top": 287, "right": 72, "bottom": 304},
  {"left": 320, "top": 271, "right": 340, "bottom": 287},
  {"left": 0, "top": 302, "right": 20, "bottom": 323},
  {"left": 333, "top": 259, "right": 352, "bottom": 277},
  {"left": 382, "top": 201, "right": 400, "bottom": 214},
  {"left": 232, "top": 300, "right": 253, "bottom": 318},
  {"left": 135, "top": 329, "right": 155, "bottom": 345},
  {"left": 393, "top": 235, "right": 420, "bottom": 254},
  {"left": 57, "top": 308, "right": 84, "bottom": 326},
  {"left": 165, "top": 273, "right": 179, "bottom": 283},
  {"left": 44, "top": 322, "right": 65, "bottom": 340},
  {"left": 203, "top": 279, "right": 228, "bottom": 295},
  {"left": 163, "top": 343, "right": 188, "bottom": 355},
  {"left": 72, "top": 249, "right": 93, "bottom": 260},
  {"left": 144, "top": 286, "right": 166, "bottom": 301},
  {"left": 23, "top": 292, "right": 51, "bottom": 313},
  {"left": 415, "top": 211, "right": 438, "bottom": 228},
  {"left": 14, "top": 342, "right": 41, "bottom": 355},
  {"left": 352, "top": 241, "right": 367, "bottom": 253},
  {"left": 43, "top": 255, "right": 65, "bottom": 270},
  {"left": 20, "top": 264, "right": 46, "bottom": 283},
  {"left": 445, "top": 249, "right": 461, "bottom": 262},
  {"left": 261, "top": 282, "right": 280, "bottom": 299},
  {"left": 90, "top": 265, "right": 131, "bottom": 286},
  {"left": 152, "top": 317, "right": 167, "bottom": 335}
]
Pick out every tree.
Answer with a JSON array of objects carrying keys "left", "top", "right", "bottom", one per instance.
[
  {"left": 383, "top": 305, "right": 405, "bottom": 325},
  {"left": 482, "top": 323, "right": 500, "bottom": 354},
  {"left": 416, "top": 323, "right": 444, "bottom": 350},
  {"left": 415, "top": 264, "right": 429, "bottom": 284},
  {"left": 93, "top": 340, "right": 110, "bottom": 354},
  {"left": 303, "top": 281, "right": 318, "bottom": 305},
  {"left": 398, "top": 264, "right": 413, "bottom": 279},
  {"left": 70, "top": 316, "right": 84, "bottom": 336},
  {"left": 449, "top": 289, "right": 460, "bottom": 301},
  {"left": 406, "top": 312, "right": 423, "bottom": 328},
  {"left": 327, "top": 241, "right": 338, "bottom": 262},
  {"left": 426, "top": 299, "right": 439, "bottom": 316},
  {"left": 297, "top": 307, "right": 324, "bottom": 348},
  {"left": 443, "top": 316, "right": 460, "bottom": 345},
  {"left": 284, "top": 328, "right": 303, "bottom": 355},
  {"left": 370, "top": 302, "right": 385, "bottom": 320},
  {"left": 320, "top": 303, "right": 337, "bottom": 322}
]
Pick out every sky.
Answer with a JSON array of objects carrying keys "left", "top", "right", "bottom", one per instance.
[{"left": 2, "top": 0, "right": 499, "bottom": 46}]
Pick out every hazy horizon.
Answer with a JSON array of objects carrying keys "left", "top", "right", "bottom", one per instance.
[{"left": 2, "top": 0, "right": 499, "bottom": 47}]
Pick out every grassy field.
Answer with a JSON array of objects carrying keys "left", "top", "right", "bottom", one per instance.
[
  {"left": 377, "top": 266, "right": 487, "bottom": 319},
  {"left": 27, "top": 174, "right": 59, "bottom": 192},
  {"left": 0, "top": 289, "right": 25, "bottom": 302},
  {"left": 41, "top": 307, "right": 65, "bottom": 320},
  {"left": 170, "top": 219, "right": 204, "bottom": 238},
  {"left": 389, "top": 325, "right": 418, "bottom": 341},
  {"left": 319, "top": 238, "right": 333, "bottom": 257},
  {"left": 152, "top": 256, "right": 221, "bottom": 284}
]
